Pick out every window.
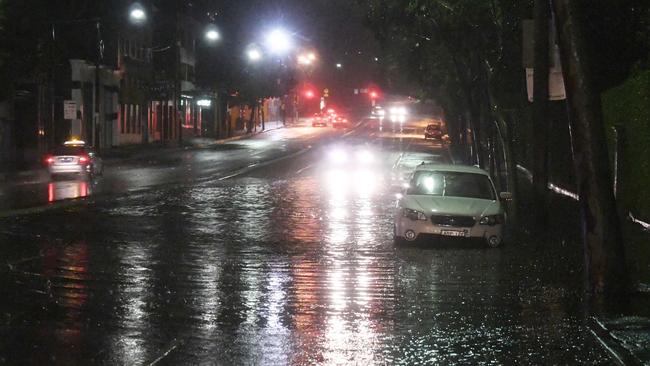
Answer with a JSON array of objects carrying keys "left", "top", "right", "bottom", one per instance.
[{"left": 408, "top": 171, "right": 495, "bottom": 200}]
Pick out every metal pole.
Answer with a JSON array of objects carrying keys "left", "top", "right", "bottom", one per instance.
[
  {"left": 93, "top": 21, "right": 102, "bottom": 151},
  {"left": 174, "top": 3, "right": 182, "bottom": 146}
]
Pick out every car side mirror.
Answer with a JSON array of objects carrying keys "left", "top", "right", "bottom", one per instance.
[{"left": 499, "top": 192, "right": 513, "bottom": 201}]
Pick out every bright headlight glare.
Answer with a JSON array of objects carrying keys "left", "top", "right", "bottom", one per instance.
[
  {"left": 329, "top": 149, "right": 347, "bottom": 163},
  {"left": 356, "top": 150, "right": 373, "bottom": 163}
]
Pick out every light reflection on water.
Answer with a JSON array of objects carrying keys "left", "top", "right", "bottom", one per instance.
[
  {"left": 47, "top": 180, "right": 90, "bottom": 202},
  {"left": 112, "top": 241, "right": 153, "bottom": 365},
  {"left": 321, "top": 166, "right": 384, "bottom": 364},
  {"left": 7, "top": 153, "right": 608, "bottom": 365}
]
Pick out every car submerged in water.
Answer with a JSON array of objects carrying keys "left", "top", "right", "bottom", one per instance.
[{"left": 394, "top": 164, "right": 511, "bottom": 247}]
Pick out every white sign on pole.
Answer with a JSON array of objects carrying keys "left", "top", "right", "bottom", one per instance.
[
  {"left": 526, "top": 67, "right": 566, "bottom": 102},
  {"left": 63, "top": 100, "right": 77, "bottom": 120}
]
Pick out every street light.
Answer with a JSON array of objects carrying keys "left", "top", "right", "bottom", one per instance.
[
  {"left": 298, "top": 55, "right": 311, "bottom": 65},
  {"left": 298, "top": 51, "right": 317, "bottom": 66},
  {"left": 205, "top": 25, "right": 220, "bottom": 42},
  {"left": 129, "top": 3, "right": 146, "bottom": 24},
  {"left": 336, "top": 63, "right": 342, "bottom": 69},
  {"left": 265, "top": 28, "right": 292, "bottom": 54},
  {"left": 247, "top": 47, "right": 262, "bottom": 62}
]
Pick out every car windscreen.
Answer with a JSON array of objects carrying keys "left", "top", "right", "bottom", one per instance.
[
  {"left": 408, "top": 171, "right": 495, "bottom": 200},
  {"left": 51, "top": 146, "right": 86, "bottom": 156}
]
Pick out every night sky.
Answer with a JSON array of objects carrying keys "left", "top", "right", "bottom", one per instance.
[{"left": 198, "top": 0, "right": 382, "bottom": 104}]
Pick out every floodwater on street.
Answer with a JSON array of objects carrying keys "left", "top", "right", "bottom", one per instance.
[{"left": 0, "top": 121, "right": 611, "bottom": 364}]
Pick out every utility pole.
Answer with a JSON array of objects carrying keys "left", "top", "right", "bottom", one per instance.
[
  {"left": 174, "top": 0, "right": 182, "bottom": 146},
  {"left": 532, "top": 0, "right": 550, "bottom": 231},
  {"left": 93, "top": 21, "right": 103, "bottom": 152},
  {"left": 552, "top": 0, "right": 628, "bottom": 294}
]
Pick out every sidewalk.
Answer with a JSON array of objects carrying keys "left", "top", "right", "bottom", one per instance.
[
  {"left": 0, "top": 120, "right": 287, "bottom": 183},
  {"left": 515, "top": 165, "right": 650, "bottom": 365}
]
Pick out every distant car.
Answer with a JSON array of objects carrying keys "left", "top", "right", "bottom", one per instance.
[
  {"left": 424, "top": 124, "right": 443, "bottom": 139},
  {"left": 371, "top": 105, "right": 385, "bottom": 118},
  {"left": 311, "top": 113, "right": 327, "bottom": 127},
  {"left": 325, "top": 108, "right": 337, "bottom": 122},
  {"left": 332, "top": 116, "right": 349, "bottom": 128},
  {"left": 394, "top": 164, "right": 510, "bottom": 247},
  {"left": 45, "top": 140, "right": 103, "bottom": 179}
]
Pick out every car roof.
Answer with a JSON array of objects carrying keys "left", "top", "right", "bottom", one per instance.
[{"left": 414, "top": 163, "right": 489, "bottom": 175}]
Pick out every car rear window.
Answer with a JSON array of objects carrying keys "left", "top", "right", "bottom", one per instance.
[{"left": 52, "top": 146, "right": 86, "bottom": 155}]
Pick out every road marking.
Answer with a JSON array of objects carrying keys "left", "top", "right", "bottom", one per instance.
[
  {"left": 296, "top": 164, "right": 313, "bottom": 175},
  {"left": 218, "top": 146, "right": 313, "bottom": 181},
  {"left": 148, "top": 338, "right": 184, "bottom": 366}
]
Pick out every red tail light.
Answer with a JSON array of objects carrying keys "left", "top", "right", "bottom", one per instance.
[
  {"left": 45, "top": 156, "right": 54, "bottom": 164},
  {"left": 78, "top": 155, "right": 89, "bottom": 164}
]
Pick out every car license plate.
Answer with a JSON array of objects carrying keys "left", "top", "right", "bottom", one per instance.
[{"left": 440, "top": 230, "right": 466, "bottom": 237}]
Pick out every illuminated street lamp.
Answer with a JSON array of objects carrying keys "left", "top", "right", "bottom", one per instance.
[
  {"left": 247, "top": 46, "right": 262, "bottom": 62},
  {"left": 205, "top": 26, "right": 220, "bottom": 42},
  {"left": 298, "top": 51, "right": 317, "bottom": 65},
  {"left": 129, "top": 3, "right": 146, "bottom": 24},
  {"left": 336, "top": 63, "right": 342, "bottom": 69},
  {"left": 265, "top": 28, "right": 292, "bottom": 54}
]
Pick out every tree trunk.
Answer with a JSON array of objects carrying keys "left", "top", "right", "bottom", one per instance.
[
  {"left": 247, "top": 104, "right": 256, "bottom": 133},
  {"left": 484, "top": 62, "right": 520, "bottom": 225},
  {"left": 261, "top": 100, "right": 266, "bottom": 130},
  {"left": 533, "top": 0, "right": 551, "bottom": 230},
  {"left": 552, "top": 0, "right": 628, "bottom": 294}
]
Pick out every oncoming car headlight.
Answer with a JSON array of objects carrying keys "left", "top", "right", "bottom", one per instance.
[
  {"left": 356, "top": 150, "right": 374, "bottom": 164},
  {"left": 403, "top": 208, "right": 427, "bottom": 221},
  {"left": 329, "top": 149, "right": 347, "bottom": 163},
  {"left": 479, "top": 214, "right": 504, "bottom": 226}
]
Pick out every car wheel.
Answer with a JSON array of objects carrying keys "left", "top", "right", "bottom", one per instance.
[{"left": 486, "top": 236, "right": 503, "bottom": 248}]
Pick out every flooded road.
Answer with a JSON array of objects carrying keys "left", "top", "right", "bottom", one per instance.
[{"left": 0, "top": 120, "right": 610, "bottom": 364}]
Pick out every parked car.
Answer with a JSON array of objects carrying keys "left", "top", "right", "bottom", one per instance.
[
  {"left": 424, "top": 124, "right": 443, "bottom": 140},
  {"left": 394, "top": 164, "right": 510, "bottom": 247},
  {"left": 44, "top": 140, "right": 103, "bottom": 179}
]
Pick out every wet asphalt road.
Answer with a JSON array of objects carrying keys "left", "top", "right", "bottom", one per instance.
[{"left": 0, "top": 119, "right": 611, "bottom": 364}]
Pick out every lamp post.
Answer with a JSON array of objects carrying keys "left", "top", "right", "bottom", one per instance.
[
  {"left": 131, "top": 3, "right": 221, "bottom": 145},
  {"left": 297, "top": 51, "right": 317, "bottom": 119}
]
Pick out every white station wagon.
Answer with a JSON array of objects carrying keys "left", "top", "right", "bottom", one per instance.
[{"left": 394, "top": 164, "right": 510, "bottom": 247}]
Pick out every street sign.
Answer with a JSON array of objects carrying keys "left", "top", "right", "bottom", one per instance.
[
  {"left": 63, "top": 100, "right": 77, "bottom": 120},
  {"left": 522, "top": 19, "right": 566, "bottom": 101},
  {"left": 526, "top": 67, "right": 566, "bottom": 101}
]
